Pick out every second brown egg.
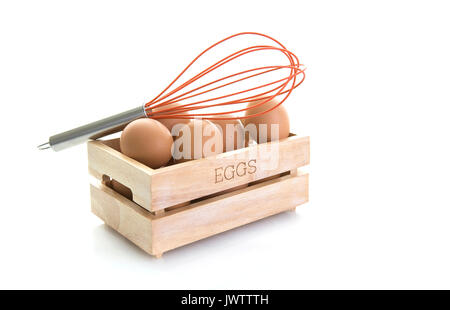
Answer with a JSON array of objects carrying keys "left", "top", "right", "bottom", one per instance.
[
  {"left": 172, "top": 119, "right": 223, "bottom": 163},
  {"left": 242, "top": 98, "right": 290, "bottom": 143}
]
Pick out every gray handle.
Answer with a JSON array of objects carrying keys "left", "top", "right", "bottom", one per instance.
[{"left": 38, "top": 106, "right": 147, "bottom": 151}]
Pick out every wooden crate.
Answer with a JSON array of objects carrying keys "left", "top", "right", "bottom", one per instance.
[{"left": 88, "top": 134, "right": 310, "bottom": 257}]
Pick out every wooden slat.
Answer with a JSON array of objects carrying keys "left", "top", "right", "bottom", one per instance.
[
  {"left": 151, "top": 173, "right": 309, "bottom": 255},
  {"left": 88, "top": 141, "right": 154, "bottom": 210},
  {"left": 90, "top": 182, "right": 154, "bottom": 254},
  {"left": 90, "top": 173, "right": 308, "bottom": 257},
  {"left": 89, "top": 135, "right": 309, "bottom": 212},
  {"left": 149, "top": 135, "right": 309, "bottom": 210}
]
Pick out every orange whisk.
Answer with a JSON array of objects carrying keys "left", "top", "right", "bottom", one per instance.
[{"left": 38, "top": 32, "right": 305, "bottom": 151}]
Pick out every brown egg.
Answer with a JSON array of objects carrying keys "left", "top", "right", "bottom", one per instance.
[
  {"left": 110, "top": 179, "right": 133, "bottom": 200},
  {"left": 120, "top": 118, "right": 173, "bottom": 169},
  {"left": 212, "top": 118, "right": 248, "bottom": 152},
  {"left": 151, "top": 104, "right": 191, "bottom": 133},
  {"left": 157, "top": 118, "right": 191, "bottom": 134},
  {"left": 242, "top": 98, "right": 290, "bottom": 143},
  {"left": 209, "top": 118, "right": 249, "bottom": 192},
  {"left": 172, "top": 120, "right": 223, "bottom": 163}
]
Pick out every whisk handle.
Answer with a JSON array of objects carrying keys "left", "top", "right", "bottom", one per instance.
[{"left": 38, "top": 106, "right": 147, "bottom": 151}]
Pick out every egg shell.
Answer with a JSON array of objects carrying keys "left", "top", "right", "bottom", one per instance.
[
  {"left": 172, "top": 120, "right": 223, "bottom": 163},
  {"left": 211, "top": 118, "right": 247, "bottom": 152},
  {"left": 120, "top": 118, "right": 173, "bottom": 169},
  {"left": 157, "top": 118, "right": 191, "bottom": 134},
  {"left": 242, "top": 98, "right": 290, "bottom": 143},
  {"left": 151, "top": 104, "right": 191, "bottom": 133}
]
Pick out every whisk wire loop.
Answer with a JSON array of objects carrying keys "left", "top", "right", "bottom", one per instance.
[{"left": 144, "top": 32, "right": 305, "bottom": 121}]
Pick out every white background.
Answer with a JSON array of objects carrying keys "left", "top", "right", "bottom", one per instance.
[{"left": 1, "top": 0, "right": 449, "bottom": 289}]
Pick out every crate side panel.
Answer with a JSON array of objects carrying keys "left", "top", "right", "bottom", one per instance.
[
  {"left": 90, "top": 182, "right": 154, "bottom": 254},
  {"left": 88, "top": 141, "right": 153, "bottom": 211},
  {"left": 150, "top": 135, "right": 309, "bottom": 210},
  {"left": 151, "top": 173, "right": 308, "bottom": 254}
]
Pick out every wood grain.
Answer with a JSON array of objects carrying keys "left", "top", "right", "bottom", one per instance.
[
  {"left": 90, "top": 173, "right": 308, "bottom": 257},
  {"left": 88, "top": 140, "right": 154, "bottom": 210},
  {"left": 88, "top": 135, "right": 309, "bottom": 212},
  {"left": 151, "top": 173, "right": 309, "bottom": 255},
  {"left": 90, "top": 181, "right": 154, "bottom": 254},
  {"left": 88, "top": 134, "right": 310, "bottom": 257}
]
